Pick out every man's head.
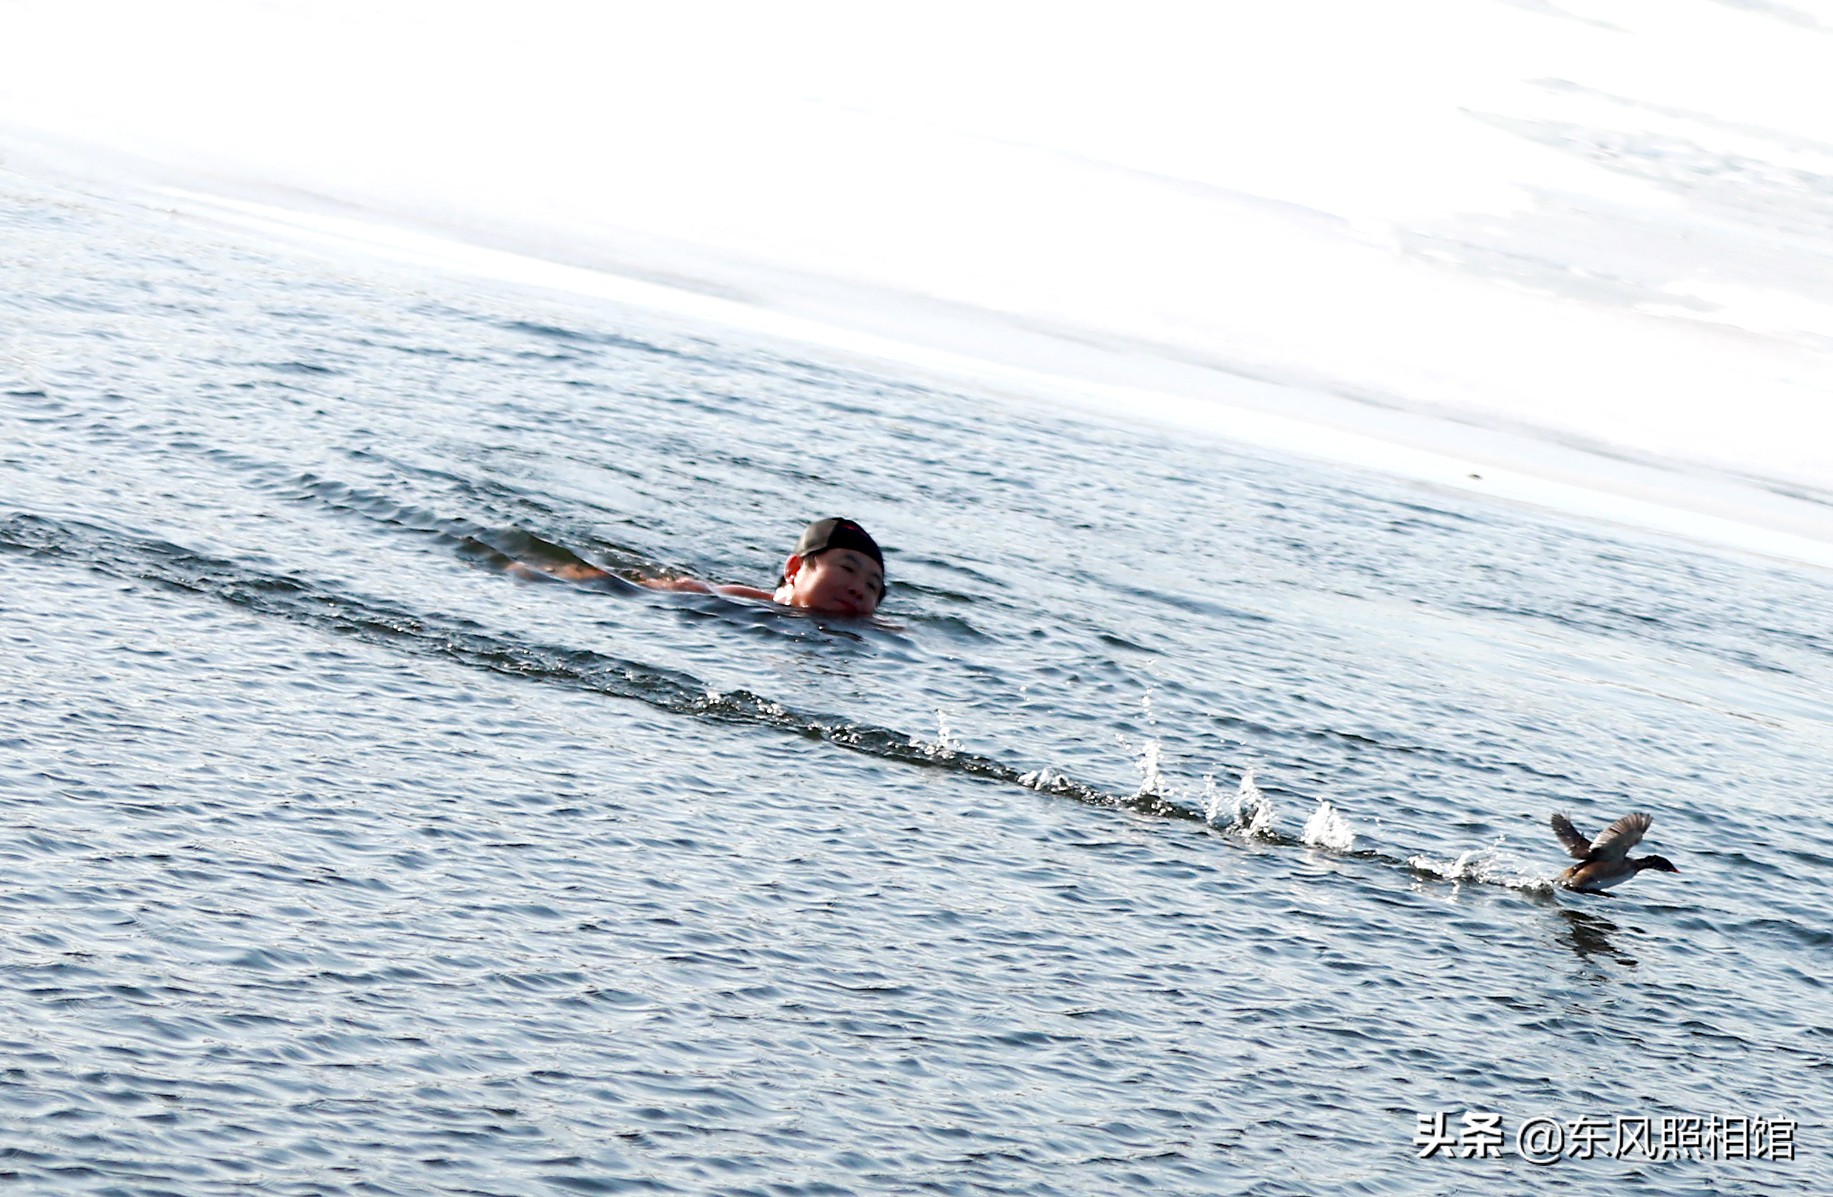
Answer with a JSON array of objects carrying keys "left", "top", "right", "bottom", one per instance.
[{"left": 777, "top": 517, "right": 886, "bottom": 617}]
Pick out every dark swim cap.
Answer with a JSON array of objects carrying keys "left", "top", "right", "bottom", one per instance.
[{"left": 794, "top": 517, "right": 884, "bottom": 571}]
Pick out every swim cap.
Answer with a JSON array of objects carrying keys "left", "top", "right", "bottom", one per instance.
[{"left": 794, "top": 517, "right": 884, "bottom": 572}]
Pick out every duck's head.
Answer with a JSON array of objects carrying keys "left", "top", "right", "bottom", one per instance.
[{"left": 1636, "top": 855, "right": 1680, "bottom": 875}]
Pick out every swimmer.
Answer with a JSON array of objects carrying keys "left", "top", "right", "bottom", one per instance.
[{"left": 511, "top": 517, "right": 887, "bottom": 618}]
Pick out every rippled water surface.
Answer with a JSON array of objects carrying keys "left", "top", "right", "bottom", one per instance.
[{"left": 4, "top": 165, "right": 1831, "bottom": 1195}]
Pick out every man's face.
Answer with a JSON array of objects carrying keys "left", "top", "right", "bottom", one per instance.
[{"left": 785, "top": 549, "right": 883, "bottom": 617}]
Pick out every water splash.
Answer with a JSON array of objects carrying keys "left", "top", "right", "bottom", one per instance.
[
  {"left": 910, "top": 708, "right": 962, "bottom": 760},
  {"left": 1134, "top": 738, "right": 1171, "bottom": 802},
  {"left": 1118, "top": 692, "right": 1179, "bottom": 804},
  {"left": 1301, "top": 799, "right": 1357, "bottom": 852},
  {"left": 1408, "top": 836, "right": 1556, "bottom": 893},
  {"left": 1018, "top": 766, "right": 1063, "bottom": 791},
  {"left": 1230, "top": 768, "right": 1276, "bottom": 838},
  {"left": 935, "top": 708, "right": 962, "bottom": 756},
  {"left": 1201, "top": 774, "right": 1226, "bottom": 826}
]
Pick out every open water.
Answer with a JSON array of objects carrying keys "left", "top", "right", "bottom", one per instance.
[{"left": 3, "top": 163, "right": 1831, "bottom": 1195}]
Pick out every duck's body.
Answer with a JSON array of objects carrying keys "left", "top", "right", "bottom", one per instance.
[{"left": 1551, "top": 812, "right": 1679, "bottom": 893}]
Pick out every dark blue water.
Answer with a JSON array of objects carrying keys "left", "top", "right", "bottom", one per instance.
[{"left": 4, "top": 164, "right": 1830, "bottom": 1195}]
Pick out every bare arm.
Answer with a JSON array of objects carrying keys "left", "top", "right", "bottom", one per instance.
[
  {"left": 505, "top": 560, "right": 614, "bottom": 583},
  {"left": 637, "top": 576, "right": 712, "bottom": 593},
  {"left": 638, "top": 577, "right": 775, "bottom": 601}
]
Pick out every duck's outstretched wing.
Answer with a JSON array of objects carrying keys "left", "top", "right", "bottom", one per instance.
[
  {"left": 1588, "top": 812, "right": 1651, "bottom": 862},
  {"left": 1550, "top": 813, "right": 1593, "bottom": 860}
]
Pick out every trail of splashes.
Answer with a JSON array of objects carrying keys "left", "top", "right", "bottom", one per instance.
[
  {"left": 1301, "top": 799, "right": 1357, "bottom": 852},
  {"left": 4, "top": 510, "right": 1546, "bottom": 894}
]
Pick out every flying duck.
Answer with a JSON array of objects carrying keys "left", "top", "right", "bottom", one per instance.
[{"left": 1550, "top": 811, "right": 1679, "bottom": 893}]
